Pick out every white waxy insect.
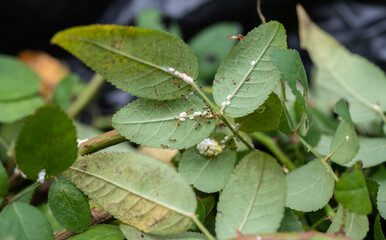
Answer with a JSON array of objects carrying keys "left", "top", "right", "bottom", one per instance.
[
  {"left": 226, "top": 95, "right": 232, "bottom": 100},
  {"left": 193, "top": 111, "right": 201, "bottom": 116},
  {"left": 179, "top": 117, "right": 186, "bottom": 121},
  {"left": 251, "top": 60, "right": 256, "bottom": 66},
  {"left": 179, "top": 112, "right": 187, "bottom": 118},
  {"left": 196, "top": 138, "right": 222, "bottom": 158},
  {"left": 167, "top": 67, "right": 175, "bottom": 73}
]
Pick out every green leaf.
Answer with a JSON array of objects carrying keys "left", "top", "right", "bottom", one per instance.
[
  {"left": 278, "top": 208, "right": 303, "bottom": 232},
  {"left": 48, "top": 179, "right": 91, "bottom": 232},
  {"left": 0, "top": 54, "right": 44, "bottom": 123},
  {"left": 212, "top": 21, "right": 287, "bottom": 118},
  {"left": 37, "top": 203, "right": 65, "bottom": 233},
  {"left": 346, "top": 137, "right": 386, "bottom": 168},
  {"left": 51, "top": 25, "right": 198, "bottom": 100},
  {"left": 378, "top": 181, "right": 386, "bottom": 220},
  {"left": 120, "top": 224, "right": 206, "bottom": 240},
  {"left": 330, "top": 100, "right": 359, "bottom": 165},
  {"left": 178, "top": 134, "right": 236, "bottom": 193},
  {"left": 297, "top": 5, "right": 386, "bottom": 124},
  {"left": 366, "top": 178, "right": 379, "bottom": 207},
  {"left": 0, "top": 54, "right": 40, "bottom": 100},
  {"left": 215, "top": 151, "right": 286, "bottom": 239},
  {"left": 235, "top": 93, "right": 282, "bottom": 132},
  {"left": 0, "top": 202, "right": 53, "bottom": 240},
  {"left": 196, "top": 196, "right": 215, "bottom": 224},
  {"left": 136, "top": 9, "right": 166, "bottom": 32},
  {"left": 229, "top": 232, "right": 357, "bottom": 240},
  {"left": 190, "top": 22, "right": 239, "bottom": 85},
  {"left": 63, "top": 152, "right": 196, "bottom": 235},
  {"left": 68, "top": 225, "right": 125, "bottom": 240},
  {"left": 112, "top": 95, "right": 216, "bottom": 150},
  {"left": 15, "top": 105, "right": 78, "bottom": 180},
  {"left": 271, "top": 49, "right": 309, "bottom": 135},
  {"left": 335, "top": 170, "right": 372, "bottom": 215},
  {"left": 0, "top": 163, "right": 8, "bottom": 197},
  {"left": 327, "top": 205, "right": 369, "bottom": 240},
  {"left": 53, "top": 74, "right": 81, "bottom": 110},
  {"left": 285, "top": 159, "right": 334, "bottom": 212},
  {"left": 374, "top": 214, "right": 386, "bottom": 240},
  {"left": 0, "top": 96, "right": 45, "bottom": 124}
]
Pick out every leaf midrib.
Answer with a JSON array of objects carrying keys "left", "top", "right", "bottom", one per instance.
[
  {"left": 224, "top": 24, "right": 280, "bottom": 112},
  {"left": 70, "top": 166, "right": 194, "bottom": 218},
  {"left": 238, "top": 159, "right": 265, "bottom": 231}
]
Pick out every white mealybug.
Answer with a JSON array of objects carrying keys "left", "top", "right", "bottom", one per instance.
[
  {"left": 251, "top": 60, "right": 256, "bottom": 66},
  {"left": 197, "top": 138, "right": 222, "bottom": 158},
  {"left": 167, "top": 67, "right": 175, "bottom": 73},
  {"left": 226, "top": 95, "right": 232, "bottom": 100},
  {"left": 179, "top": 112, "right": 187, "bottom": 118}
]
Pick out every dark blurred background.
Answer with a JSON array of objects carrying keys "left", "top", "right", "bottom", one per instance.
[{"left": 1, "top": 0, "right": 385, "bottom": 113}]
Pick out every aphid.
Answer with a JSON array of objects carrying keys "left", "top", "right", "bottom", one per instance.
[
  {"left": 161, "top": 144, "right": 170, "bottom": 149},
  {"left": 169, "top": 139, "right": 176, "bottom": 142},
  {"left": 196, "top": 138, "right": 222, "bottom": 158}
]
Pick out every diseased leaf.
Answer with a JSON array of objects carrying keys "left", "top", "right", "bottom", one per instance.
[
  {"left": 335, "top": 170, "right": 372, "bottom": 215},
  {"left": 0, "top": 163, "right": 8, "bottom": 197},
  {"left": 120, "top": 224, "right": 206, "bottom": 240},
  {"left": 346, "top": 137, "right": 386, "bottom": 168},
  {"left": 278, "top": 208, "right": 303, "bottom": 232},
  {"left": 63, "top": 152, "right": 196, "bottom": 235},
  {"left": 215, "top": 151, "right": 286, "bottom": 240},
  {"left": 68, "top": 225, "right": 125, "bottom": 240},
  {"left": 327, "top": 205, "right": 369, "bottom": 240},
  {"left": 0, "top": 202, "right": 53, "bottom": 240},
  {"left": 48, "top": 179, "right": 91, "bottom": 233},
  {"left": 51, "top": 25, "right": 198, "bottom": 100},
  {"left": 112, "top": 95, "right": 216, "bottom": 150},
  {"left": 374, "top": 214, "right": 386, "bottom": 240},
  {"left": 235, "top": 93, "right": 282, "bottom": 132},
  {"left": 271, "top": 49, "right": 309, "bottom": 135},
  {"left": 378, "top": 181, "right": 386, "bottom": 220},
  {"left": 212, "top": 21, "right": 287, "bottom": 118},
  {"left": 15, "top": 105, "right": 78, "bottom": 180},
  {"left": 190, "top": 22, "right": 239, "bottom": 85},
  {"left": 297, "top": 5, "right": 386, "bottom": 123},
  {"left": 286, "top": 159, "right": 334, "bottom": 212},
  {"left": 178, "top": 133, "right": 236, "bottom": 193},
  {"left": 330, "top": 100, "right": 359, "bottom": 165}
]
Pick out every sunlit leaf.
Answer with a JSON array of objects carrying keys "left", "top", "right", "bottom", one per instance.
[
  {"left": 215, "top": 151, "right": 286, "bottom": 239},
  {"left": 346, "top": 137, "right": 386, "bottom": 168},
  {"left": 63, "top": 152, "right": 196, "bottom": 235},
  {"left": 52, "top": 25, "right": 198, "bottom": 100},
  {"left": 212, "top": 21, "right": 287, "bottom": 118}
]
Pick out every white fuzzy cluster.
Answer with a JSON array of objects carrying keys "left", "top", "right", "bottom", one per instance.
[
  {"left": 77, "top": 138, "right": 89, "bottom": 147},
  {"left": 226, "top": 95, "right": 232, "bottom": 100},
  {"left": 193, "top": 111, "right": 201, "bottom": 116},
  {"left": 166, "top": 67, "right": 194, "bottom": 84},
  {"left": 221, "top": 100, "right": 231, "bottom": 107},
  {"left": 251, "top": 60, "right": 256, "bottom": 66},
  {"left": 37, "top": 169, "right": 46, "bottom": 183}
]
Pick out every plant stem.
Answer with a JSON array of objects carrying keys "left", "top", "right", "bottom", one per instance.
[
  {"left": 0, "top": 136, "right": 10, "bottom": 152},
  {"left": 10, "top": 181, "right": 41, "bottom": 202},
  {"left": 251, "top": 132, "right": 295, "bottom": 170},
  {"left": 78, "top": 130, "right": 127, "bottom": 155},
  {"left": 192, "top": 216, "right": 215, "bottom": 240},
  {"left": 67, "top": 74, "right": 104, "bottom": 118},
  {"left": 295, "top": 133, "right": 339, "bottom": 182},
  {"left": 257, "top": 0, "right": 267, "bottom": 24},
  {"left": 191, "top": 82, "right": 254, "bottom": 151}
]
